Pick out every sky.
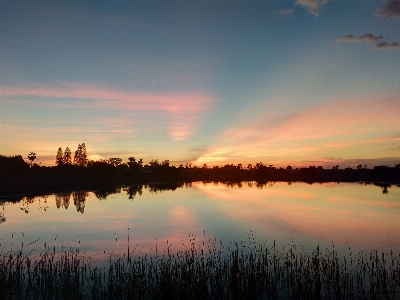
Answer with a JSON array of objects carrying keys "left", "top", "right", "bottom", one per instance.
[{"left": 1, "top": 0, "right": 399, "bottom": 168}]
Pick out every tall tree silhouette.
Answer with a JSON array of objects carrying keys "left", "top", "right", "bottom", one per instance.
[
  {"left": 73, "top": 143, "right": 88, "bottom": 166},
  {"left": 56, "top": 147, "right": 63, "bottom": 166},
  {"left": 63, "top": 147, "right": 72, "bottom": 165},
  {"left": 28, "top": 152, "right": 36, "bottom": 167}
]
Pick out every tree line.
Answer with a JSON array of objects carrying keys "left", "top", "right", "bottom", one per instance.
[{"left": 1, "top": 143, "right": 400, "bottom": 183}]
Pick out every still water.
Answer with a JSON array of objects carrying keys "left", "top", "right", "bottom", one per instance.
[{"left": 1, "top": 182, "right": 399, "bottom": 258}]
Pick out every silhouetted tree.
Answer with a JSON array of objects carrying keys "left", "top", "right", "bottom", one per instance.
[
  {"left": 28, "top": 152, "right": 36, "bottom": 167},
  {"left": 127, "top": 157, "right": 143, "bottom": 173},
  {"left": 56, "top": 147, "right": 63, "bottom": 166},
  {"left": 127, "top": 157, "right": 136, "bottom": 166},
  {"left": 73, "top": 143, "right": 88, "bottom": 166},
  {"left": 149, "top": 159, "right": 160, "bottom": 168},
  {"left": 0, "top": 155, "right": 29, "bottom": 173},
  {"left": 108, "top": 158, "right": 122, "bottom": 167},
  {"left": 63, "top": 147, "right": 72, "bottom": 165},
  {"left": 87, "top": 160, "right": 115, "bottom": 177}
]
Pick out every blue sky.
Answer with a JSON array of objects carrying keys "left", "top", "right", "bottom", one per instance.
[{"left": 1, "top": 0, "right": 399, "bottom": 167}]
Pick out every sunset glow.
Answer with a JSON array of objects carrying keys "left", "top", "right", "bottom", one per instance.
[{"left": 1, "top": 0, "right": 399, "bottom": 167}]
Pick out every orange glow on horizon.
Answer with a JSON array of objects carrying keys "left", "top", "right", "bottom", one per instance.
[{"left": 194, "top": 97, "right": 400, "bottom": 167}]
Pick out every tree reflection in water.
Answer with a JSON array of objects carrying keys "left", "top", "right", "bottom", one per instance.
[
  {"left": 55, "top": 193, "right": 71, "bottom": 209},
  {"left": 72, "top": 191, "right": 88, "bottom": 213},
  {"left": 0, "top": 205, "right": 5, "bottom": 224},
  {"left": 93, "top": 186, "right": 121, "bottom": 200},
  {"left": 1, "top": 182, "right": 397, "bottom": 218},
  {"left": 374, "top": 183, "right": 391, "bottom": 194},
  {"left": 123, "top": 185, "right": 143, "bottom": 200},
  {"left": 20, "top": 196, "right": 34, "bottom": 214}
]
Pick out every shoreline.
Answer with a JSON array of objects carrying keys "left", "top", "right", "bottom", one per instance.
[{"left": 1, "top": 174, "right": 398, "bottom": 201}]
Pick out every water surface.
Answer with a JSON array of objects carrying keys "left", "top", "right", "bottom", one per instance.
[{"left": 1, "top": 182, "right": 399, "bottom": 258}]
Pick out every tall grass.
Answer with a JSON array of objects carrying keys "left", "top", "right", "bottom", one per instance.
[{"left": 1, "top": 237, "right": 399, "bottom": 299}]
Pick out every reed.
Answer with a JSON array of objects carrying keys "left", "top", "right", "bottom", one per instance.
[{"left": 1, "top": 237, "right": 399, "bottom": 299}]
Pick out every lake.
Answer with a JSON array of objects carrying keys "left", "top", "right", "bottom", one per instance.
[{"left": 1, "top": 181, "right": 399, "bottom": 260}]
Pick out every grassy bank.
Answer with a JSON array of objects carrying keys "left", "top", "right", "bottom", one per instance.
[{"left": 1, "top": 239, "right": 399, "bottom": 299}]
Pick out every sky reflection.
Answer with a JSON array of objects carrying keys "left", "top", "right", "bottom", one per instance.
[{"left": 0, "top": 182, "right": 399, "bottom": 259}]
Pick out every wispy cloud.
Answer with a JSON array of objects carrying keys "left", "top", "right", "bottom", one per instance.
[
  {"left": 0, "top": 83, "right": 215, "bottom": 141},
  {"left": 376, "top": 0, "right": 400, "bottom": 19},
  {"left": 296, "top": 0, "right": 329, "bottom": 16},
  {"left": 375, "top": 41, "right": 400, "bottom": 50},
  {"left": 338, "top": 34, "right": 355, "bottom": 42},
  {"left": 338, "top": 33, "right": 399, "bottom": 51},
  {"left": 279, "top": 9, "right": 293, "bottom": 16}
]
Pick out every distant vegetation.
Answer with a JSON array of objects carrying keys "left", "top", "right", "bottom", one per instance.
[{"left": 1, "top": 143, "right": 400, "bottom": 195}]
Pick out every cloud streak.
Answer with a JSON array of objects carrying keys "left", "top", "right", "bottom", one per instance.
[
  {"left": 376, "top": 0, "right": 400, "bottom": 19},
  {"left": 1, "top": 83, "right": 215, "bottom": 141}
]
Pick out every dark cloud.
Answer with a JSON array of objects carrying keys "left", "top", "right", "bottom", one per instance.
[
  {"left": 338, "top": 34, "right": 383, "bottom": 43},
  {"left": 338, "top": 33, "right": 399, "bottom": 51},
  {"left": 376, "top": 0, "right": 400, "bottom": 19},
  {"left": 279, "top": 9, "right": 293, "bottom": 16},
  {"left": 357, "top": 34, "right": 383, "bottom": 43},
  {"left": 374, "top": 41, "right": 400, "bottom": 50}
]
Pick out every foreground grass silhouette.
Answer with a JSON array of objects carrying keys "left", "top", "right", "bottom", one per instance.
[{"left": 1, "top": 238, "right": 399, "bottom": 299}]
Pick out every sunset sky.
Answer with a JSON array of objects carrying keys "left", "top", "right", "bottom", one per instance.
[{"left": 1, "top": 0, "right": 399, "bottom": 167}]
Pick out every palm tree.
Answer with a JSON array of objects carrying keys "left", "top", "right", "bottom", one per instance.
[{"left": 28, "top": 152, "right": 36, "bottom": 167}]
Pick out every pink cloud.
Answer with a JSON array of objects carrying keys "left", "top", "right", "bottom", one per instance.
[
  {"left": 0, "top": 83, "right": 211, "bottom": 112},
  {"left": 296, "top": 0, "right": 329, "bottom": 16},
  {"left": 1, "top": 83, "right": 215, "bottom": 141}
]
